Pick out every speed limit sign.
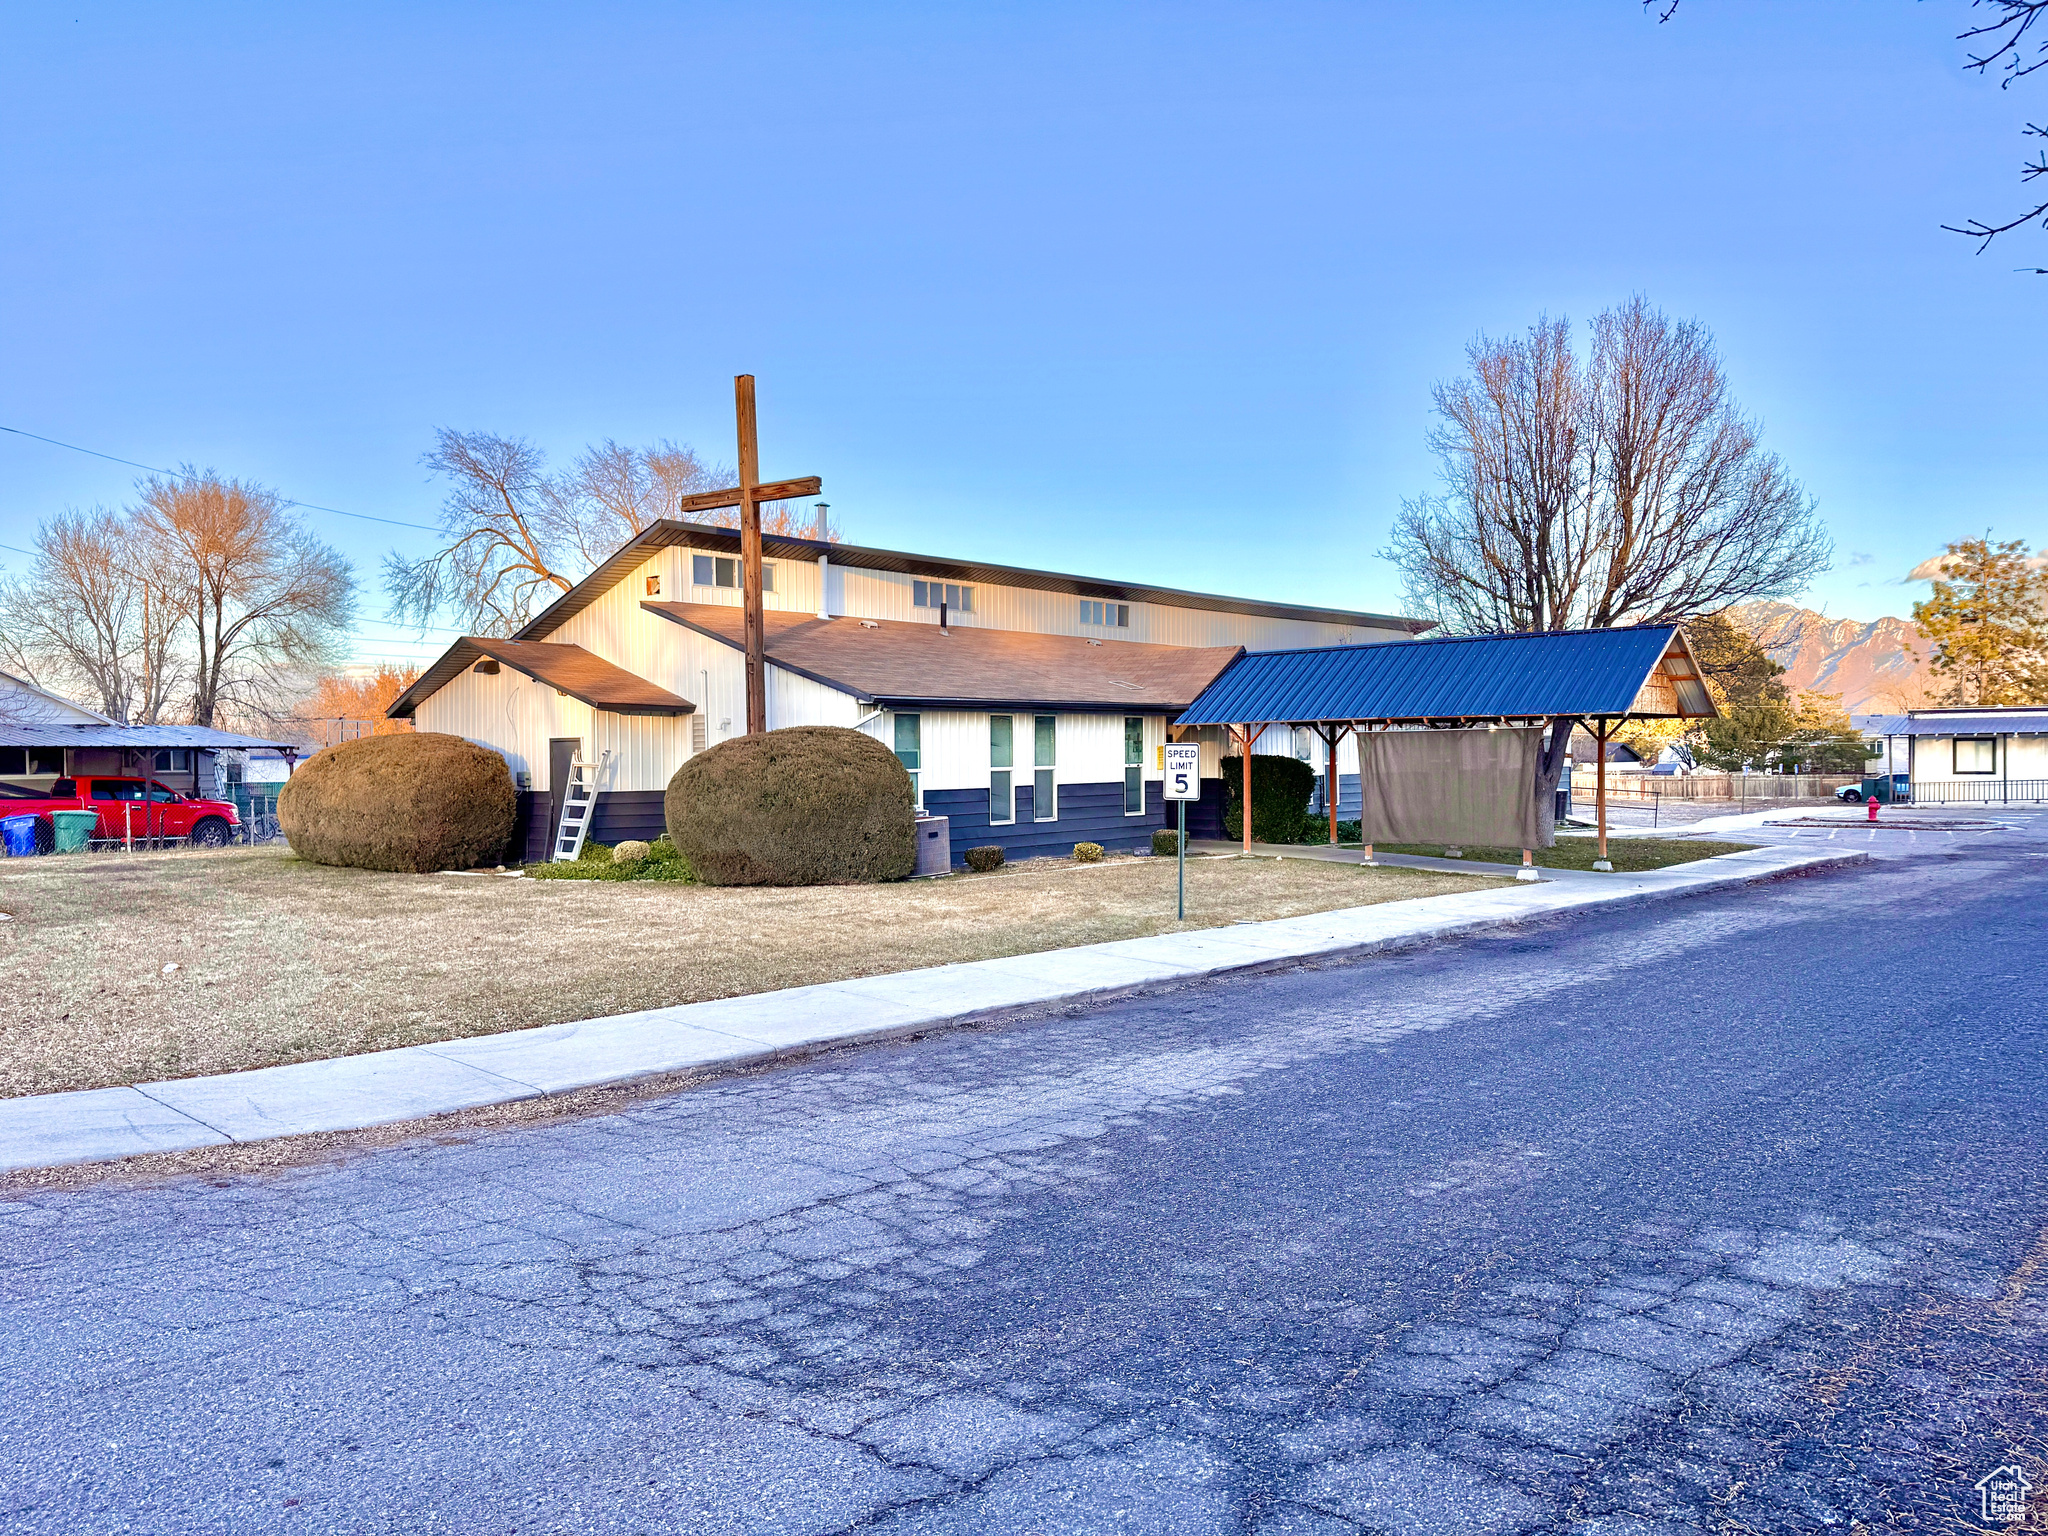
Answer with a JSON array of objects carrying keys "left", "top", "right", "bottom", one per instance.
[{"left": 1163, "top": 744, "right": 1201, "bottom": 800}]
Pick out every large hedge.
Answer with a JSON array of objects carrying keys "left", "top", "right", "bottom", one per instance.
[
  {"left": 665, "top": 725, "right": 916, "bottom": 886},
  {"left": 278, "top": 733, "right": 517, "bottom": 874},
  {"left": 1219, "top": 754, "right": 1318, "bottom": 844}
]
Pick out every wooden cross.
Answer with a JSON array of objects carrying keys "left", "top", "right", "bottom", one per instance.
[{"left": 659, "top": 377, "right": 824, "bottom": 736}]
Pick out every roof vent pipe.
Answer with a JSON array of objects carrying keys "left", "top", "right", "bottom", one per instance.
[{"left": 939, "top": 600, "right": 949, "bottom": 635}]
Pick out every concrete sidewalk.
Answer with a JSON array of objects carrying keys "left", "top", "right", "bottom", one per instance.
[{"left": 0, "top": 845, "right": 1868, "bottom": 1172}]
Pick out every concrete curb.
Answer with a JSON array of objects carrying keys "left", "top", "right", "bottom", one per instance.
[{"left": 0, "top": 846, "right": 1870, "bottom": 1172}]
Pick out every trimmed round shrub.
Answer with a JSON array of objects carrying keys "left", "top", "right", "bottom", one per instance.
[
  {"left": 1072, "top": 842, "right": 1104, "bottom": 863},
  {"left": 278, "top": 732, "right": 516, "bottom": 874},
  {"left": 963, "top": 845, "right": 1005, "bottom": 873},
  {"left": 613, "top": 839, "right": 651, "bottom": 863},
  {"left": 1220, "top": 754, "right": 1317, "bottom": 843},
  {"left": 665, "top": 725, "right": 915, "bottom": 886},
  {"left": 1151, "top": 827, "right": 1184, "bottom": 857}
]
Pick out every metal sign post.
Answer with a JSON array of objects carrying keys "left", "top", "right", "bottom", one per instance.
[{"left": 1163, "top": 743, "right": 1201, "bottom": 922}]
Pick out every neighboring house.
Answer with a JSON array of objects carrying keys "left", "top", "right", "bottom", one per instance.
[
  {"left": 0, "top": 668, "right": 299, "bottom": 799},
  {"left": 387, "top": 521, "right": 1427, "bottom": 863},
  {"left": 1566, "top": 730, "right": 1644, "bottom": 766},
  {"left": 1857, "top": 706, "right": 2048, "bottom": 804}
]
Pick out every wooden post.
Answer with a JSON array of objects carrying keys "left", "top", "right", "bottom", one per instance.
[
  {"left": 1241, "top": 725, "right": 1255, "bottom": 853},
  {"left": 1595, "top": 718, "right": 1612, "bottom": 869},
  {"left": 1357, "top": 722, "right": 1374, "bottom": 863},
  {"left": 1325, "top": 727, "right": 1339, "bottom": 846},
  {"left": 735, "top": 375, "right": 767, "bottom": 735}
]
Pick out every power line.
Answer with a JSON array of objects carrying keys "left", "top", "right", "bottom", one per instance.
[{"left": 0, "top": 423, "right": 442, "bottom": 532}]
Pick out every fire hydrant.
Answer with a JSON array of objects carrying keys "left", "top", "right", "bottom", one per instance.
[{"left": 1867, "top": 789, "right": 1880, "bottom": 823}]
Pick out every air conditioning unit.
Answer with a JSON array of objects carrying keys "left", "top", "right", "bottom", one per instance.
[{"left": 913, "top": 814, "right": 951, "bottom": 877}]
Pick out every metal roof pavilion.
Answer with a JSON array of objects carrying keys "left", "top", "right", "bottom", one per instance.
[{"left": 1175, "top": 625, "right": 1715, "bottom": 728}]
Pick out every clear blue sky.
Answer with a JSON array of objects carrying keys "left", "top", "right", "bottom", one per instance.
[{"left": 3, "top": 1, "right": 2042, "bottom": 669}]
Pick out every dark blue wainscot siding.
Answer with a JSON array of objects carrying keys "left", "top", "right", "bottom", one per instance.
[
  {"left": 589, "top": 791, "right": 668, "bottom": 847},
  {"left": 1311, "top": 773, "right": 1362, "bottom": 820},
  {"left": 1182, "top": 778, "right": 1229, "bottom": 841},
  {"left": 924, "top": 780, "right": 1166, "bottom": 867},
  {"left": 513, "top": 789, "right": 668, "bottom": 863}
]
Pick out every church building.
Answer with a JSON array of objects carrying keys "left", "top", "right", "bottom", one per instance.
[{"left": 387, "top": 520, "right": 1425, "bottom": 864}]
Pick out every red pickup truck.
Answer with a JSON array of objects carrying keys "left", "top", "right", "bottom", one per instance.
[{"left": 0, "top": 776, "right": 242, "bottom": 850}]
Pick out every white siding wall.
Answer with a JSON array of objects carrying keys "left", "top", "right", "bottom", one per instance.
[
  {"left": 1912, "top": 733, "right": 2048, "bottom": 784},
  {"left": 858, "top": 709, "right": 1167, "bottom": 794},
  {"left": 568, "top": 544, "right": 1407, "bottom": 652},
  {"left": 415, "top": 665, "right": 689, "bottom": 794},
  {"left": 1171, "top": 722, "right": 1361, "bottom": 778},
  {"left": 426, "top": 544, "right": 1416, "bottom": 783},
  {"left": 815, "top": 559, "right": 1403, "bottom": 651}
]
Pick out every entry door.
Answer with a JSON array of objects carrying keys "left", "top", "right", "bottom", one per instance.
[{"left": 548, "top": 738, "right": 580, "bottom": 851}]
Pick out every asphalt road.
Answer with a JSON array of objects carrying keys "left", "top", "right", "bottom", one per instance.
[{"left": 4, "top": 842, "right": 2045, "bottom": 1535}]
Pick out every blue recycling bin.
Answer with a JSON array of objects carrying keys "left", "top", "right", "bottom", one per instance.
[{"left": 1, "top": 814, "right": 39, "bottom": 857}]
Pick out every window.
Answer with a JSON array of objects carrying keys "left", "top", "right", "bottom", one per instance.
[
  {"left": 1955, "top": 737, "right": 1997, "bottom": 774},
  {"left": 1079, "top": 600, "right": 1130, "bottom": 629},
  {"left": 989, "top": 715, "right": 1014, "bottom": 825},
  {"left": 691, "top": 556, "right": 774, "bottom": 592},
  {"left": 0, "top": 747, "right": 61, "bottom": 776},
  {"left": 151, "top": 749, "right": 191, "bottom": 772},
  {"left": 1033, "top": 714, "right": 1057, "bottom": 821},
  {"left": 913, "top": 581, "right": 973, "bottom": 613},
  {"left": 1124, "top": 716, "right": 1145, "bottom": 814},
  {"left": 894, "top": 713, "right": 922, "bottom": 808},
  {"left": 0, "top": 748, "right": 23, "bottom": 776},
  {"left": 90, "top": 780, "right": 146, "bottom": 802}
]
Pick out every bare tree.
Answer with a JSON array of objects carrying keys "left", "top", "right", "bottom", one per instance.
[
  {"left": 385, "top": 431, "right": 569, "bottom": 637},
  {"left": 389, "top": 430, "right": 843, "bottom": 637},
  {"left": 1652, "top": 0, "right": 2048, "bottom": 269},
  {"left": 0, "top": 508, "right": 185, "bottom": 723},
  {"left": 1946, "top": 0, "right": 2048, "bottom": 266},
  {"left": 561, "top": 439, "right": 836, "bottom": 552},
  {"left": 1386, "top": 298, "right": 1831, "bottom": 831},
  {"left": 133, "top": 471, "right": 356, "bottom": 727},
  {"left": 0, "top": 509, "right": 138, "bottom": 720},
  {"left": 557, "top": 439, "right": 733, "bottom": 567}
]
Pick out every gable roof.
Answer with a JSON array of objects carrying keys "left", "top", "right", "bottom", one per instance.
[
  {"left": 387, "top": 639, "right": 693, "bottom": 719},
  {"left": 644, "top": 602, "right": 1243, "bottom": 712},
  {"left": 514, "top": 520, "right": 1429, "bottom": 643},
  {"left": 0, "top": 668, "right": 117, "bottom": 726},
  {"left": 1176, "top": 626, "right": 1716, "bottom": 726}
]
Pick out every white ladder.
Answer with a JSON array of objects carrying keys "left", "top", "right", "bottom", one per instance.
[{"left": 552, "top": 748, "right": 610, "bottom": 861}]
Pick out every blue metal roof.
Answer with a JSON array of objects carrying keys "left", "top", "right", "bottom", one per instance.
[
  {"left": 0, "top": 723, "right": 304, "bottom": 751},
  {"left": 1176, "top": 626, "right": 1707, "bottom": 725}
]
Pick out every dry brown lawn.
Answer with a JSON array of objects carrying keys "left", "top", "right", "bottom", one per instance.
[{"left": 0, "top": 847, "right": 1501, "bottom": 1098}]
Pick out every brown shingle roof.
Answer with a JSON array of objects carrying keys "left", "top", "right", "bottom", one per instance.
[
  {"left": 644, "top": 603, "right": 1243, "bottom": 712},
  {"left": 387, "top": 639, "right": 693, "bottom": 719}
]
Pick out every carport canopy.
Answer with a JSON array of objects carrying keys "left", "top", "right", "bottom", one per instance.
[{"left": 1173, "top": 625, "right": 1718, "bottom": 857}]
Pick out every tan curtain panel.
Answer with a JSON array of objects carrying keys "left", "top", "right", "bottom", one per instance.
[{"left": 1357, "top": 726, "right": 1547, "bottom": 849}]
